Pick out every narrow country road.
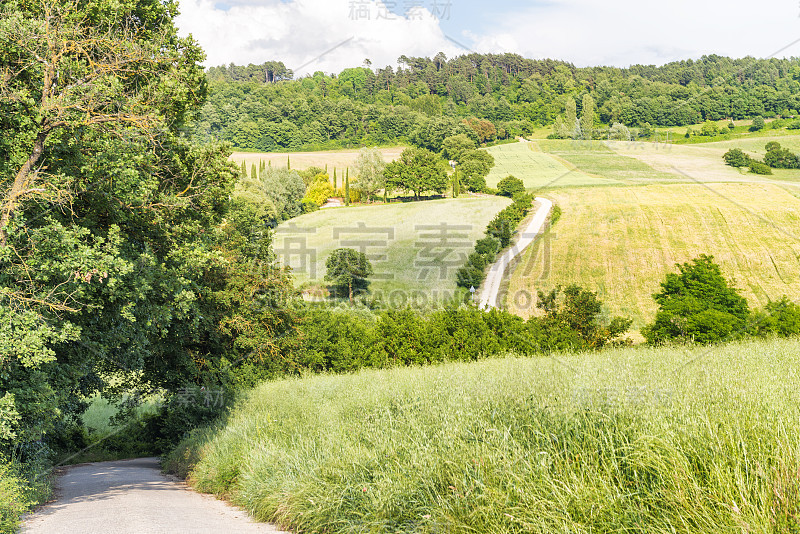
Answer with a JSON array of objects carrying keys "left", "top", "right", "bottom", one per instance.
[
  {"left": 22, "top": 458, "right": 288, "bottom": 534},
  {"left": 478, "top": 197, "right": 553, "bottom": 310}
]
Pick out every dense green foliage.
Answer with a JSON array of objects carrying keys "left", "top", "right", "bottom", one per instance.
[
  {"left": 166, "top": 338, "right": 800, "bottom": 533},
  {"left": 198, "top": 55, "right": 800, "bottom": 151},
  {"left": 722, "top": 147, "right": 751, "bottom": 167},
  {"left": 641, "top": 255, "right": 800, "bottom": 345},
  {"left": 496, "top": 175, "right": 526, "bottom": 197},
  {"left": 0, "top": 0, "right": 297, "bottom": 523},
  {"left": 384, "top": 147, "right": 449, "bottom": 198},
  {"left": 294, "top": 289, "right": 630, "bottom": 374}
]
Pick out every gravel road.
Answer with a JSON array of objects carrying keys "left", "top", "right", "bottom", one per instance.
[
  {"left": 478, "top": 197, "right": 553, "bottom": 310},
  {"left": 22, "top": 458, "right": 289, "bottom": 534}
]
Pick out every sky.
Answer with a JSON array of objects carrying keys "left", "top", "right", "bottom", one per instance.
[{"left": 175, "top": 0, "right": 800, "bottom": 75}]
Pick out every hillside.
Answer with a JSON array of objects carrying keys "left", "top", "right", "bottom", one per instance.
[{"left": 167, "top": 337, "right": 800, "bottom": 533}]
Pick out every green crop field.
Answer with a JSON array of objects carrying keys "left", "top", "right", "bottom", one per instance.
[
  {"left": 485, "top": 141, "right": 624, "bottom": 189},
  {"left": 167, "top": 338, "right": 800, "bottom": 533},
  {"left": 507, "top": 182, "right": 800, "bottom": 328},
  {"left": 537, "top": 140, "right": 685, "bottom": 185},
  {"left": 273, "top": 196, "right": 511, "bottom": 304},
  {"left": 230, "top": 147, "right": 405, "bottom": 173}
]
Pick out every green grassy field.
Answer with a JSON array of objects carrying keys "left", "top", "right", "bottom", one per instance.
[
  {"left": 484, "top": 141, "right": 623, "bottom": 189},
  {"left": 230, "top": 147, "right": 404, "bottom": 173},
  {"left": 507, "top": 183, "right": 800, "bottom": 328},
  {"left": 537, "top": 140, "right": 685, "bottom": 185},
  {"left": 273, "top": 196, "right": 511, "bottom": 303},
  {"left": 167, "top": 338, "right": 800, "bottom": 533}
]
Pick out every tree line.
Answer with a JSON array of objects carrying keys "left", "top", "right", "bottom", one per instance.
[{"left": 197, "top": 54, "right": 800, "bottom": 151}]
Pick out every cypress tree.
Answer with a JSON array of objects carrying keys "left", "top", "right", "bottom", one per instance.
[
  {"left": 287, "top": 155, "right": 291, "bottom": 170},
  {"left": 581, "top": 94, "right": 595, "bottom": 140},
  {"left": 565, "top": 96, "right": 578, "bottom": 139},
  {"left": 251, "top": 163, "right": 257, "bottom": 180},
  {"left": 345, "top": 168, "right": 350, "bottom": 206},
  {"left": 240, "top": 161, "right": 247, "bottom": 178},
  {"left": 333, "top": 168, "right": 337, "bottom": 190}
]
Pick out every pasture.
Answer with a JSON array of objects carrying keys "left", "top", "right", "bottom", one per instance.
[
  {"left": 484, "top": 141, "right": 624, "bottom": 189},
  {"left": 507, "top": 182, "right": 800, "bottom": 327},
  {"left": 273, "top": 196, "right": 512, "bottom": 304},
  {"left": 168, "top": 338, "right": 800, "bottom": 533}
]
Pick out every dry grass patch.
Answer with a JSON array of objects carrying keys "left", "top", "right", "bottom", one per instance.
[{"left": 507, "top": 183, "right": 800, "bottom": 328}]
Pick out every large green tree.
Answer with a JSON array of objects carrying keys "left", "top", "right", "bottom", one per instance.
[
  {"left": 384, "top": 148, "right": 448, "bottom": 200},
  {"left": 353, "top": 148, "right": 386, "bottom": 202},
  {"left": 325, "top": 248, "right": 373, "bottom": 303},
  {"left": 0, "top": 0, "right": 294, "bottom": 458},
  {"left": 643, "top": 255, "right": 750, "bottom": 344}
]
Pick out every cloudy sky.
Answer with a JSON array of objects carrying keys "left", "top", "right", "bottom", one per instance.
[{"left": 176, "top": 0, "right": 800, "bottom": 75}]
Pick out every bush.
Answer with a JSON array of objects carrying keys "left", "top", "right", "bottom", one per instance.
[
  {"left": 474, "top": 236, "right": 501, "bottom": 260},
  {"left": 722, "top": 148, "right": 750, "bottom": 168},
  {"left": 609, "top": 123, "right": 631, "bottom": 141},
  {"left": 0, "top": 458, "right": 49, "bottom": 534},
  {"left": 749, "top": 116, "right": 765, "bottom": 131},
  {"left": 301, "top": 199, "right": 319, "bottom": 213},
  {"left": 748, "top": 160, "right": 773, "bottom": 175},
  {"left": 787, "top": 120, "right": 800, "bottom": 130},
  {"left": 764, "top": 142, "right": 800, "bottom": 169},
  {"left": 752, "top": 297, "right": 800, "bottom": 337},
  {"left": 303, "top": 176, "right": 335, "bottom": 206},
  {"left": 496, "top": 175, "right": 525, "bottom": 198}
]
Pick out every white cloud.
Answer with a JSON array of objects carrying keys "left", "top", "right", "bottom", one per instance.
[
  {"left": 468, "top": 0, "right": 800, "bottom": 67},
  {"left": 176, "top": 0, "right": 800, "bottom": 73},
  {"left": 176, "top": 0, "right": 463, "bottom": 75}
]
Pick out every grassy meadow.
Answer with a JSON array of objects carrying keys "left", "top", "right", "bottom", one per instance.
[
  {"left": 230, "top": 147, "right": 404, "bottom": 172},
  {"left": 507, "top": 182, "right": 800, "bottom": 327},
  {"left": 167, "top": 338, "right": 800, "bottom": 533},
  {"left": 273, "top": 196, "right": 511, "bottom": 303},
  {"left": 484, "top": 141, "right": 623, "bottom": 189}
]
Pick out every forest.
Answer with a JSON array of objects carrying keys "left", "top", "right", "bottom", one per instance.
[{"left": 198, "top": 54, "right": 800, "bottom": 151}]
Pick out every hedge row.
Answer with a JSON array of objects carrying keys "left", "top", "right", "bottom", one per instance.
[{"left": 456, "top": 193, "right": 534, "bottom": 290}]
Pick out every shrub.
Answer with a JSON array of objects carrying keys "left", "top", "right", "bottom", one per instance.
[
  {"left": 764, "top": 142, "right": 800, "bottom": 169},
  {"left": 609, "top": 123, "right": 631, "bottom": 141},
  {"left": 787, "top": 120, "right": 800, "bottom": 130},
  {"left": 301, "top": 199, "right": 319, "bottom": 213},
  {"left": 749, "top": 116, "right": 765, "bottom": 131},
  {"left": 752, "top": 297, "right": 800, "bottom": 337},
  {"left": 722, "top": 148, "right": 750, "bottom": 168},
  {"left": 474, "top": 236, "right": 501, "bottom": 260},
  {"left": 303, "top": 177, "right": 335, "bottom": 206},
  {"left": 496, "top": 175, "right": 525, "bottom": 198},
  {"left": 748, "top": 160, "right": 773, "bottom": 175}
]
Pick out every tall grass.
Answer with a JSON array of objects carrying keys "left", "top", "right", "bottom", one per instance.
[
  {"left": 0, "top": 459, "right": 50, "bottom": 534},
  {"left": 167, "top": 338, "right": 800, "bottom": 533}
]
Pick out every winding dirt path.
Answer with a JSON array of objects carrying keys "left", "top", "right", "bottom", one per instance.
[
  {"left": 22, "top": 458, "right": 288, "bottom": 534},
  {"left": 478, "top": 197, "right": 553, "bottom": 310}
]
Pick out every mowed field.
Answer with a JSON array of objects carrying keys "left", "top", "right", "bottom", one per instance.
[
  {"left": 230, "top": 147, "right": 404, "bottom": 172},
  {"left": 610, "top": 138, "right": 800, "bottom": 185},
  {"left": 507, "top": 182, "right": 800, "bottom": 327},
  {"left": 484, "top": 141, "right": 624, "bottom": 189},
  {"left": 274, "top": 196, "right": 512, "bottom": 304}
]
